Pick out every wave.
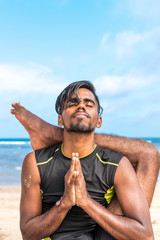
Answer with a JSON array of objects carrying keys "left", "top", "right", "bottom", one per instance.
[
  {"left": 16, "top": 166, "right": 22, "bottom": 171},
  {"left": 0, "top": 141, "right": 30, "bottom": 145}
]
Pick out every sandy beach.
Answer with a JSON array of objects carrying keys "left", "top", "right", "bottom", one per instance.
[{"left": 0, "top": 185, "right": 159, "bottom": 240}]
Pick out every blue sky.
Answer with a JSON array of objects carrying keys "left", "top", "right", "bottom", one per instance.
[{"left": 0, "top": 0, "right": 160, "bottom": 138}]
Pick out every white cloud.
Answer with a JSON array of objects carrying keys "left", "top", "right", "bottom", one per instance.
[
  {"left": 100, "top": 31, "right": 142, "bottom": 59},
  {"left": 99, "top": 27, "right": 160, "bottom": 67},
  {"left": 93, "top": 72, "right": 155, "bottom": 96},
  {"left": 0, "top": 63, "right": 66, "bottom": 93},
  {"left": 100, "top": 33, "right": 110, "bottom": 50},
  {"left": 115, "top": 31, "right": 142, "bottom": 60},
  {"left": 99, "top": 30, "right": 142, "bottom": 60},
  {"left": 126, "top": 0, "right": 160, "bottom": 21},
  {"left": 52, "top": 56, "right": 64, "bottom": 66}
]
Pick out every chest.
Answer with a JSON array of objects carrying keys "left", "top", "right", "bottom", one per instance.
[{"left": 41, "top": 156, "right": 111, "bottom": 205}]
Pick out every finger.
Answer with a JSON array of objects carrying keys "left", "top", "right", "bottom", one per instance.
[
  {"left": 75, "top": 152, "right": 79, "bottom": 172},
  {"left": 70, "top": 171, "right": 78, "bottom": 185},
  {"left": 75, "top": 153, "right": 84, "bottom": 185},
  {"left": 72, "top": 170, "right": 80, "bottom": 186},
  {"left": 75, "top": 153, "right": 83, "bottom": 175},
  {"left": 67, "top": 153, "right": 76, "bottom": 182}
]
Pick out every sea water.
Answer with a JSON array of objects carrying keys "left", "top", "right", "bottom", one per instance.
[
  {"left": 0, "top": 137, "right": 160, "bottom": 185},
  {"left": 0, "top": 139, "right": 32, "bottom": 185}
]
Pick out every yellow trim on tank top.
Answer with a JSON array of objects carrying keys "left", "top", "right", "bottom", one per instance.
[
  {"left": 104, "top": 186, "right": 115, "bottom": 204},
  {"left": 37, "top": 148, "right": 59, "bottom": 166},
  {"left": 40, "top": 189, "right": 43, "bottom": 199},
  {"left": 96, "top": 153, "right": 118, "bottom": 166},
  {"left": 61, "top": 143, "right": 97, "bottom": 159}
]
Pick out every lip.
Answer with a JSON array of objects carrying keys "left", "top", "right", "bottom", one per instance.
[{"left": 72, "top": 112, "right": 89, "bottom": 118}]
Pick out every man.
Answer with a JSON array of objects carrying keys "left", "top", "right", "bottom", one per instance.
[{"left": 11, "top": 81, "right": 159, "bottom": 240}]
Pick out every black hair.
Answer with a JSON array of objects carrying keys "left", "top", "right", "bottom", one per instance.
[{"left": 55, "top": 80, "right": 103, "bottom": 116}]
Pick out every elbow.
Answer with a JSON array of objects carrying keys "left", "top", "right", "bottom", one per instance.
[
  {"left": 156, "top": 148, "right": 160, "bottom": 167},
  {"left": 20, "top": 229, "right": 29, "bottom": 240},
  {"left": 141, "top": 222, "right": 154, "bottom": 240},
  {"left": 145, "top": 229, "right": 154, "bottom": 240},
  {"left": 21, "top": 233, "right": 36, "bottom": 240},
  {"left": 150, "top": 145, "right": 160, "bottom": 167},
  {"left": 20, "top": 225, "right": 36, "bottom": 240},
  {"left": 138, "top": 139, "right": 160, "bottom": 165}
]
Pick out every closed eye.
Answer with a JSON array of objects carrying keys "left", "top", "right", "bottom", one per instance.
[
  {"left": 68, "top": 102, "right": 77, "bottom": 107},
  {"left": 84, "top": 99, "right": 95, "bottom": 108},
  {"left": 66, "top": 98, "right": 79, "bottom": 108},
  {"left": 85, "top": 103, "right": 93, "bottom": 107},
  {"left": 66, "top": 98, "right": 95, "bottom": 108}
]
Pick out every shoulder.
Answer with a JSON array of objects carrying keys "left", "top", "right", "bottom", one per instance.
[
  {"left": 114, "top": 156, "right": 137, "bottom": 186},
  {"left": 22, "top": 151, "right": 37, "bottom": 170},
  {"left": 95, "top": 146, "right": 124, "bottom": 187},
  {"left": 96, "top": 145, "right": 123, "bottom": 165},
  {"left": 22, "top": 151, "right": 41, "bottom": 185},
  {"left": 35, "top": 143, "right": 60, "bottom": 154},
  {"left": 23, "top": 151, "right": 36, "bottom": 165},
  {"left": 35, "top": 144, "right": 60, "bottom": 163}
]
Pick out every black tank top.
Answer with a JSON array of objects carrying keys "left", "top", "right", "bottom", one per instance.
[{"left": 35, "top": 144, "right": 123, "bottom": 239}]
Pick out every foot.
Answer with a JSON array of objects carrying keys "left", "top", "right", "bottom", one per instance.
[
  {"left": 11, "top": 102, "right": 38, "bottom": 132},
  {"left": 11, "top": 102, "right": 60, "bottom": 149}
]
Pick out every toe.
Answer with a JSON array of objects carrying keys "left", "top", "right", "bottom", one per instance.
[
  {"left": 11, "top": 102, "right": 16, "bottom": 108},
  {"left": 10, "top": 109, "right": 16, "bottom": 114}
]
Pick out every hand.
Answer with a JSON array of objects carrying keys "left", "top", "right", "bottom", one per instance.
[
  {"left": 73, "top": 153, "right": 89, "bottom": 208},
  {"left": 61, "top": 155, "right": 77, "bottom": 209}
]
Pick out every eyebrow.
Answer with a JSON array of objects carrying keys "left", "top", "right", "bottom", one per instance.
[
  {"left": 67, "top": 97, "right": 96, "bottom": 105},
  {"left": 83, "top": 98, "right": 96, "bottom": 105}
]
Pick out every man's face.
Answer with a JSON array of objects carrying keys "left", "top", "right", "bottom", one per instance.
[{"left": 58, "top": 88, "right": 102, "bottom": 133}]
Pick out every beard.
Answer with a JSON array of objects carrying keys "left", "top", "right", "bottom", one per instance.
[{"left": 65, "top": 118, "right": 95, "bottom": 133}]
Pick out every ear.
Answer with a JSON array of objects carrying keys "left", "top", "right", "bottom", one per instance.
[
  {"left": 96, "top": 116, "right": 102, "bottom": 128},
  {"left": 58, "top": 115, "right": 64, "bottom": 127}
]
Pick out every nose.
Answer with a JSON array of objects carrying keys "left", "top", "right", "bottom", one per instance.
[{"left": 77, "top": 101, "right": 86, "bottom": 111}]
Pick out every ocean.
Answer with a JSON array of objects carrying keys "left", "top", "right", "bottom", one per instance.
[{"left": 0, "top": 137, "right": 160, "bottom": 185}]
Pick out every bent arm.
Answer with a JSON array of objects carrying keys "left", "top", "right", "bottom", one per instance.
[
  {"left": 94, "top": 134, "right": 160, "bottom": 206},
  {"left": 80, "top": 157, "right": 154, "bottom": 240},
  {"left": 20, "top": 152, "right": 70, "bottom": 240}
]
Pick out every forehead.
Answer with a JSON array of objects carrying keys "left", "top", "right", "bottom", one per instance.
[{"left": 71, "top": 88, "right": 96, "bottom": 101}]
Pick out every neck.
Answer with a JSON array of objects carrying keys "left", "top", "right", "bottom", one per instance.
[{"left": 62, "top": 130, "right": 96, "bottom": 158}]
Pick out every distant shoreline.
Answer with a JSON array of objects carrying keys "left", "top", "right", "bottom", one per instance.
[{"left": 1, "top": 137, "right": 160, "bottom": 140}]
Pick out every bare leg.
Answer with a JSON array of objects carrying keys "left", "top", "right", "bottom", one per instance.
[{"left": 11, "top": 102, "right": 63, "bottom": 150}]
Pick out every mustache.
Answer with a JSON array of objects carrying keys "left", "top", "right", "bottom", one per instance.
[{"left": 71, "top": 110, "right": 90, "bottom": 118}]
